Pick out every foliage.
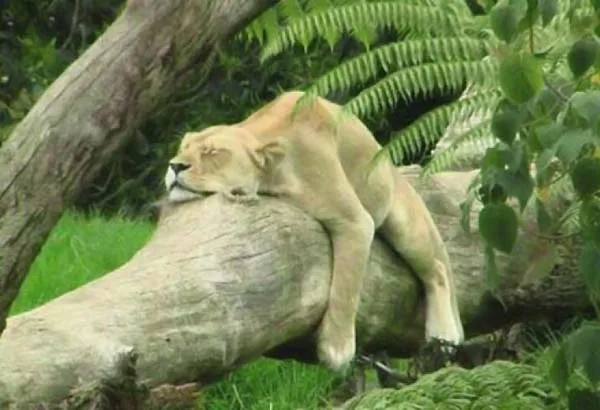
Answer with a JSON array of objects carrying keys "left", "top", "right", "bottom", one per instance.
[
  {"left": 249, "top": 0, "right": 600, "bottom": 406},
  {"left": 203, "top": 358, "right": 336, "bottom": 409},
  {"left": 248, "top": 0, "right": 498, "bottom": 169},
  {"left": 342, "top": 361, "right": 562, "bottom": 409},
  {"left": 9, "top": 210, "right": 154, "bottom": 315},
  {"left": 0, "top": 0, "right": 124, "bottom": 143},
  {"left": 466, "top": 0, "right": 600, "bottom": 405}
]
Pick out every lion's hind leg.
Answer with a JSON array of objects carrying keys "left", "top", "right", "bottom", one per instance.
[{"left": 379, "top": 178, "right": 464, "bottom": 346}]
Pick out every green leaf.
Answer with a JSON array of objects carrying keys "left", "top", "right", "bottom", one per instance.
[
  {"left": 481, "top": 145, "right": 533, "bottom": 210},
  {"left": 570, "top": 91, "right": 600, "bottom": 130},
  {"left": 535, "top": 148, "right": 557, "bottom": 178},
  {"left": 491, "top": 99, "right": 527, "bottom": 145},
  {"left": 567, "top": 321, "right": 600, "bottom": 387},
  {"left": 497, "top": 169, "right": 534, "bottom": 211},
  {"left": 535, "top": 197, "right": 553, "bottom": 232},
  {"left": 479, "top": 203, "right": 519, "bottom": 253},
  {"left": 530, "top": 87, "right": 567, "bottom": 120},
  {"left": 580, "top": 198, "right": 600, "bottom": 248},
  {"left": 459, "top": 195, "right": 475, "bottom": 234},
  {"left": 552, "top": 321, "right": 600, "bottom": 395},
  {"left": 489, "top": 0, "right": 521, "bottom": 43},
  {"left": 570, "top": 157, "right": 600, "bottom": 197},
  {"left": 479, "top": 184, "right": 508, "bottom": 204},
  {"left": 535, "top": 123, "right": 564, "bottom": 149},
  {"left": 568, "top": 389, "right": 600, "bottom": 410},
  {"left": 519, "top": 0, "right": 540, "bottom": 31},
  {"left": 498, "top": 51, "right": 544, "bottom": 103},
  {"left": 568, "top": 37, "right": 600, "bottom": 79},
  {"left": 539, "top": 0, "right": 558, "bottom": 26},
  {"left": 579, "top": 242, "right": 600, "bottom": 298},
  {"left": 550, "top": 345, "right": 570, "bottom": 395},
  {"left": 555, "top": 129, "right": 598, "bottom": 167},
  {"left": 484, "top": 243, "right": 501, "bottom": 291}
]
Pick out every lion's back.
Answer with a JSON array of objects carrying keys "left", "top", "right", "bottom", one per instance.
[{"left": 240, "top": 91, "right": 380, "bottom": 153}]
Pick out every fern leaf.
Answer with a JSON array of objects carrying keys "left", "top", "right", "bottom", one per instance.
[
  {"left": 305, "top": 37, "right": 490, "bottom": 97},
  {"left": 344, "top": 59, "right": 498, "bottom": 120},
  {"left": 382, "top": 87, "right": 502, "bottom": 164},
  {"left": 242, "top": 7, "right": 281, "bottom": 45},
  {"left": 260, "top": 2, "right": 465, "bottom": 61},
  {"left": 423, "top": 120, "right": 495, "bottom": 176}
]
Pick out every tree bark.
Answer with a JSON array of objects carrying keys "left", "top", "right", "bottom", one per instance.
[
  {"left": 0, "top": 0, "right": 279, "bottom": 336},
  {"left": 0, "top": 166, "right": 587, "bottom": 408}
]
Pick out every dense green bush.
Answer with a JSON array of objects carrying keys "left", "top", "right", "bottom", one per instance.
[{"left": 0, "top": 0, "right": 123, "bottom": 140}]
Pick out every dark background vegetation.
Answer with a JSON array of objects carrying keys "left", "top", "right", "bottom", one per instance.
[{"left": 0, "top": 0, "right": 475, "bottom": 215}]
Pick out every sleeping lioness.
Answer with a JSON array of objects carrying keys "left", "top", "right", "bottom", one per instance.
[{"left": 164, "top": 91, "right": 464, "bottom": 371}]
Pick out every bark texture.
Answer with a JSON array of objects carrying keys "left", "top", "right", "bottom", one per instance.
[
  {"left": 0, "top": 0, "right": 278, "bottom": 335},
  {"left": 0, "top": 166, "right": 587, "bottom": 408}
]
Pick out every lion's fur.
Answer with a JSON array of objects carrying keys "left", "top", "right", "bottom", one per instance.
[{"left": 164, "top": 91, "right": 464, "bottom": 370}]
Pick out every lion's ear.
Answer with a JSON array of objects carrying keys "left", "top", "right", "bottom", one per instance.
[{"left": 256, "top": 139, "right": 285, "bottom": 170}]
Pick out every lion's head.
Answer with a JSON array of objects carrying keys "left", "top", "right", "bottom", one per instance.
[{"left": 164, "top": 126, "right": 283, "bottom": 203}]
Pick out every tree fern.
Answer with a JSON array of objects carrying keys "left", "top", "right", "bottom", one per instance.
[
  {"left": 378, "top": 86, "right": 502, "bottom": 163},
  {"left": 248, "top": 0, "right": 590, "bottom": 174},
  {"left": 297, "top": 37, "right": 490, "bottom": 97},
  {"left": 260, "top": 1, "right": 470, "bottom": 60},
  {"left": 423, "top": 119, "right": 495, "bottom": 176},
  {"left": 344, "top": 59, "right": 498, "bottom": 120}
]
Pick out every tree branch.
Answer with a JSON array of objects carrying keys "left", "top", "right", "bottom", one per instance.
[
  {"left": 0, "top": 0, "right": 279, "bottom": 333},
  {"left": 0, "top": 167, "right": 587, "bottom": 407}
]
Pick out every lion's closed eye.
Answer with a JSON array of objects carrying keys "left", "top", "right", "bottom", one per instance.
[
  {"left": 198, "top": 147, "right": 232, "bottom": 172},
  {"left": 201, "top": 146, "right": 219, "bottom": 156}
]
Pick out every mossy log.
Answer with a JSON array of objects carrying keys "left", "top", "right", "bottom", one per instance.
[{"left": 0, "top": 166, "right": 588, "bottom": 408}]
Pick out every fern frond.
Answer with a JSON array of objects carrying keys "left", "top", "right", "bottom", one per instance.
[
  {"left": 382, "top": 87, "right": 502, "bottom": 164},
  {"left": 305, "top": 37, "right": 490, "bottom": 97},
  {"left": 242, "top": 6, "right": 281, "bottom": 45},
  {"left": 558, "top": 201, "right": 580, "bottom": 235},
  {"left": 344, "top": 59, "right": 498, "bottom": 120},
  {"left": 423, "top": 120, "right": 494, "bottom": 176},
  {"left": 260, "top": 2, "right": 466, "bottom": 61}
]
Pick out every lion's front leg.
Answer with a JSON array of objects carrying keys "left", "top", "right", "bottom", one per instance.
[{"left": 316, "top": 213, "right": 375, "bottom": 372}]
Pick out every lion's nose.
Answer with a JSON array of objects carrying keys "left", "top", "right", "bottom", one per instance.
[{"left": 169, "top": 162, "right": 191, "bottom": 174}]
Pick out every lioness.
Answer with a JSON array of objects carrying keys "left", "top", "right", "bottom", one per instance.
[{"left": 164, "top": 91, "right": 464, "bottom": 371}]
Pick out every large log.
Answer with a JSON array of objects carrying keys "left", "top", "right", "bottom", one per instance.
[
  {"left": 0, "top": 0, "right": 279, "bottom": 334},
  {"left": 0, "top": 166, "right": 587, "bottom": 408}
]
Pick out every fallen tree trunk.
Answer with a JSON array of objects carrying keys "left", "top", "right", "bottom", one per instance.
[
  {"left": 0, "top": 166, "right": 588, "bottom": 407},
  {"left": 0, "top": 0, "right": 278, "bottom": 335}
]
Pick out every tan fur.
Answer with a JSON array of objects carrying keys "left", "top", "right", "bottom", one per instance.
[{"left": 164, "top": 91, "right": 464, "bottom": 371}]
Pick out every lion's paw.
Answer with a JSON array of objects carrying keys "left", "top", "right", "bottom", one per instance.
[
  {"left": 425, "top": 315, "right": 464, "bottom": 350},
  {"left": 222, "top": 188, "right": 259, "bottom": 205},
  {"left": 317, "top": 322, "right": 356, "bottom": 373}
]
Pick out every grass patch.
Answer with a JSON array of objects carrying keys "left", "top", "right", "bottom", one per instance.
[
  {"left": 203, "top": 359, "right": 336, "bottom": 410},
  {"left": 10, "top": 210, "right": 336, "bottom": 409},
  {"left": 10, "top": 210, "right": 155, "bottom": 315}
]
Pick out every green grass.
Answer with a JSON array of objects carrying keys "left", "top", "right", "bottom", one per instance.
[
  {"left": 10, "top": 210, "right": 336, "bottom": 409},
  {"left": 9, "top": 211, "right": 155, "bottom": 315},
  {"left": 202, "top": 359, "right": 336, "bottom": 410}
]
